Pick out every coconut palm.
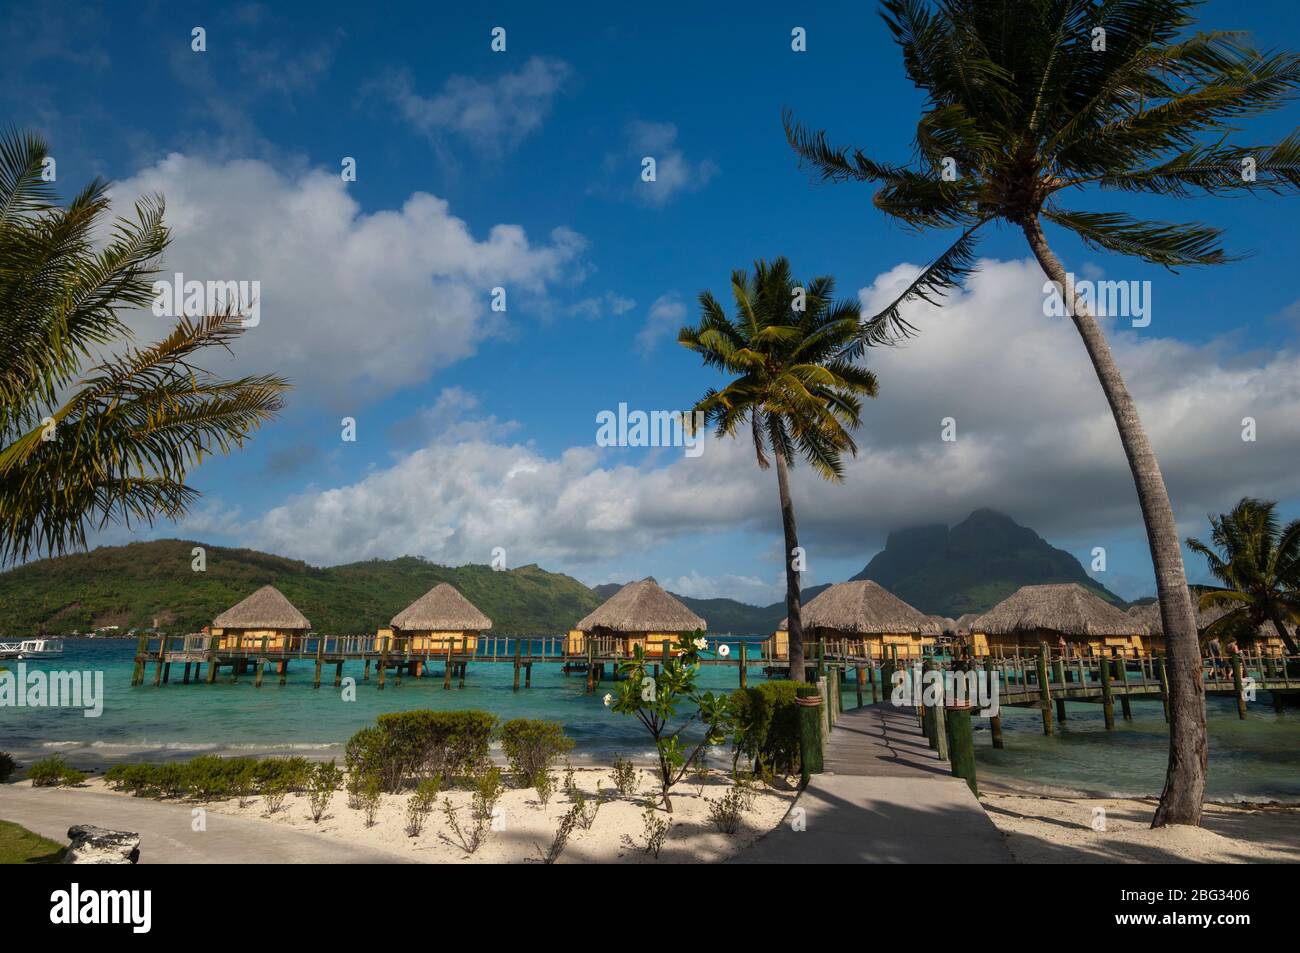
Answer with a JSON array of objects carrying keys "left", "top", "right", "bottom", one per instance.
[
  {"left": 678, "top": 258, "right": 878, "bottom": 683},
  {"left": 1187, "top": 498, "right": 1300, "bottom": 654},
  {"left": 784, "top": 0, "right": 1300, "bottom": 827},
  {"left": 0, "top": 129, "right": 289, "bottom": 564}
]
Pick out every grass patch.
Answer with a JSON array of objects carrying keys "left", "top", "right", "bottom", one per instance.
[{"left": 0, "top": 819, "right": 66, "bottom": 864}]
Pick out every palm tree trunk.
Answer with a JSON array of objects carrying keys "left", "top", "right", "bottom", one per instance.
[
  {"left": 1022, "top": 216, "right": 1206, "bottom": 828},
  {"left": 774, "top": 450, "right": 805, "bottom": 683}
]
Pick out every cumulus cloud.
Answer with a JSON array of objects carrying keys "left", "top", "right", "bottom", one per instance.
[
  {"left": 220, "top": 257, "right": 1298, "bottom": 598},
  {"left": 637, "top": 294, "right": 687, "bottom": 352},
  {"left": 594, "top": 120, "right": 717, "bottom": 206},
  {"left": 108, "top": 154, "right": 587, "bottom": 404},
  {"left": 373, "top": 57, "right": 571, "bottom": 156}
]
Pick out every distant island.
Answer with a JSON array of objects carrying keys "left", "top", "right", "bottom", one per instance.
[{"left": 0, "top": 510, "right": 1129, "bottom": 637}]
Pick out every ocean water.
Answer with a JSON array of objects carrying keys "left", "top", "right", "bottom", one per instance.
[{"left": 3, "top": 639, "right": 1298, "bottom": 803}]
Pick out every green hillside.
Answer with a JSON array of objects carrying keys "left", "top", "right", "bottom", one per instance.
[{"left": 0, "top": 539, "right": 600, "bottom": 636}]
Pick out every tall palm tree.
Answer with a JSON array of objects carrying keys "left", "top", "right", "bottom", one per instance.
[
  {"left": 679, "top": 258, "right": 878, "bottom": 684},
  {"left": 784, "top": 0, "right": 1300, "bottom": 827},
  {"left": 1187, "top": 498, "right": 1300, "bottom": 654},
  {"left": 0, "top": 130, "right": 289, "bottom": 564}
]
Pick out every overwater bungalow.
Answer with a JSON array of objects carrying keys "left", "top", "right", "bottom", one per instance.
[
  {"left": 377, "top": 583, "right": 492, "bottom": 659},
  {"left": 211, "top": 585, "right": 310, "bottom": 652},
  {"left": 568, "top": 578, "right": 705, "bottom": 659},
  {"left": 773, "top": 580, "right": 941, "bottom": 661},
  {"left": 971, "top": 583, "right": 1146, "bottom": 658},
  {"left": 1127, "top": 598, "right": 1288, "bottom": 655}
]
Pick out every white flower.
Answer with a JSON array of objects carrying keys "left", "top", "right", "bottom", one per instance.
[
  {"left": 602, "top": 693, "right": 612, "bottom": 706},
  {"left": 693, "top": 637, "right": 708, "bottom": 650}
]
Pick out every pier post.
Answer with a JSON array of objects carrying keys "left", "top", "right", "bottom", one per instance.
[
  {"left": 1036, "top": 645, "right": 1053, "bottom": 736},
  {"left": 443, "top": 639, "right": 453, "bottom": 690},
  {"left": 1052, "top": 657, "right": 1067, "bottom": 722},
  {"left": 1232, "top": 653, "right": 1247, "bottom": 719},
  {"left": 457, "top": 642, "right": 466, "bottom": 688},
  {"left": 585, "top": 641, "right": 595, "bottom": 693},
  {"left": 206, "top": 634, "right": 219, "bottom": 684},
  {"left": 1117, "top": 658, "right": 1133, "bottom": 719},
  {"left": 363, "top": 658, "right": 371, "bottom": 682},
  {"left": 796, "top": 683, "right": 824, "bottom": 786},
  {"left": 870, "top": 661, "right": 879, "bottom": 704},
  {"left": 182, "top": 662, "right": 191, "bottom": 685},
  {"left": 1099, "top": 653, "right": 1115, "bottom": 729},
  {"left": 921, "top": 659, "right": 938, "bottom": 749},
  {"left": 933, "top": 682, "right": 949, "bottom": 762},
  {"left": 855, "top": 664, "right": 865, "bottom": 708},
  {"left": 334, "top": 660, "right": 343, "bottom": 688},
  {"left": 279, "top": 659, "right": 288, "bottom": 686},
  {"left": 131, "top": 632, "right": 148, "bottom": 686},
  {"left": 162, "top": 661, "right": 171, "bottom": 684},
  {"left": 525, "top": 663, "right": 532, "bottom": 688},
  {"left": 153, "top": 634, "right": 171, "bottom": 687},
  {"left": 983, "top": 658, "right": 1003, "bottom": 748},
  {"left": 946, "top": 703, "right": 977, "bottom": 795},
  {"left": 377, "top": 639, "right": 387, "bottom": 690},
  {"left": 513, "top": 638, "right": 522, "bottom": 691},
  {"left": 255, "top": 659, "right": 265, "bottom": 688},
  {"left": 313, "top": 637, "right": 323, "bottom": 689},
  {"left": 739, "top": 641, "right": 748, "bottom": 689}
]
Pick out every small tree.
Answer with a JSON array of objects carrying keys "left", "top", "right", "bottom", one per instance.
[{"left": 607, "top": 633, "right": 730, "bottom": 813}]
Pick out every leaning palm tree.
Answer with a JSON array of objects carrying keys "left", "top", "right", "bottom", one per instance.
[
  {"left": 0, "top": 129, "right": 289, "bottom": 564},
  {"left": 784, "top": 0, "right": 1300, "bottom": 827},
  {"left": 1187, "top": 498, "right": 1300, "bottom": 654},
  {"left": 679, "top": 258, "right": 878, "bottom": 683}
]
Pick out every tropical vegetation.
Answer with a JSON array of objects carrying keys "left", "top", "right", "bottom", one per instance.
[
  {"left": 1188, "top": 498, "right": 1300, "bottom": 653},
  {"left": 679, "top": 258, "right": 879, "bottom": 682},
  {"left": 783, "top": 0, "right": 1300, "bottom": 828},
  {"left": 0, "top": 129, "right": 287, "bottom": 566}
]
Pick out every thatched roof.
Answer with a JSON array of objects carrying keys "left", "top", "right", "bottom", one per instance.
[
  {"left": 391, "top": 583, "right": 492, "bottom": 631},
  {"left": 955, "top": 612, "right": 981, "bottom": 633},
  {"left": 213, "top": 585, "right": 310, "bottom": 630},
  {"left": 778, "top": 581, "right": 941, "bottom": 635},
  {"left": 972, "top": 584, "right": 1141, "bottom": 637},
  {"left": 576, "top": 578, "right": 705, "bottom": 633},
  {"left": 1126, "top": 598, "right": 1230, "bottom": 636}
]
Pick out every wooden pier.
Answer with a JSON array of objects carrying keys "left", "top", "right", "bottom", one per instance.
[{"left": 130, "top": 633, "right": 1297, "bottom": 735}]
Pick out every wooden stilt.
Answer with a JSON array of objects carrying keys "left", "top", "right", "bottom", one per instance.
[
  {"left": 334, "top": 660, "right": 344, "bottom": 688},
  {"left": 255, "top": 660, "right": 265, "bottom": 688},
  {"left": 1100, "top": 654, "right": 1115, "bottom": 729},
  {"left": 1036, "top": 644, "right": 1053, "bottom": 736},
  {"left": 182, "top": 662, "right": 191, "bottom": 685},
  {"left": 513, "top": 638, "right": 522, "bottom": 691},
  {"left": 984, "top": 658, "right": 1003, "bottom": 748}
]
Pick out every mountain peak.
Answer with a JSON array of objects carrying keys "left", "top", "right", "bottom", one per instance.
[{"left": 853, "top": 508, "right": 1121, "bottom": 616}]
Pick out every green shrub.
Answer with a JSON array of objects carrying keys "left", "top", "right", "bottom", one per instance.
[
  {"left": 369, "top": 709, "right": 498, "bottom": 789},
  {"left": 307, "top": 761, "right": 342, "bottom": 823},
  {"left": 344, "top": 725, "right": 397, "bottom": 791},
  {"left": 28, "top": 756, "right": 83, "bottom": 787},
  {"left": 182, "top": 755, "right": 235, "bottom": 800},
  {"left": 0, "top": 752, "right": 15, "bottom": 783},
  {"left": 500, "top": 718, "right": 574, "bottom": 787},
  {"left": 728, "top": 681, "right": 804, "bottom": 777}
]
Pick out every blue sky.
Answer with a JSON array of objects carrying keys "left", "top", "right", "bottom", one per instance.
[{"left": 6, "top": 0, "right": 1300, "bottom": 605}]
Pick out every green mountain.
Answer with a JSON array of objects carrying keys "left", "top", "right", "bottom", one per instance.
[
  {"left": 851, "top": 508, "right": 1124, "bottom": 616},
  {"left": 0, "top": 510, "right": 1125, "bottom": 638},
  {"left": 0, "top": 539, "right": 600, "bottom": 636}
]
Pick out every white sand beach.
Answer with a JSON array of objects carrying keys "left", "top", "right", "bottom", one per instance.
[
  {"left": 981, "top": 792, "right": 1300, "bottom": 863},
  {"left": 7, "top": 767, "right": 797, "bottom": 864}
]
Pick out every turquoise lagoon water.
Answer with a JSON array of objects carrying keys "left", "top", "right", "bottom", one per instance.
[{"left": 3, "top": 639, "right": 1298, "bottom": 803}]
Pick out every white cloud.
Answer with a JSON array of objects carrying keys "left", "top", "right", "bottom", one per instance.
[
  {"left": 637, "top": 294, "right": 687, "bottom": 352},
  {"left": 594, "top": 120, "right": 717, "bottom": 207},
  {"left": 227, "top": 257, "right": 1300, "bottom": 598},
  {"left": 108, "top": 154, "right": 586, "bottom": 404},
  {"left": 373, "top": 57, "right": 571, "bottom": 156},
  {"left": 570, "top": 292, "right": 636, "bottom": 319}
]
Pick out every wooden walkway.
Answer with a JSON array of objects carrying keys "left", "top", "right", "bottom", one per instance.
[{"left": 736, "top": 703, "right": 1012, "bottom": 863}]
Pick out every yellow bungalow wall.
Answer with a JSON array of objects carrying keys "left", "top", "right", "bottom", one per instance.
[
  {"left": 211, "top": 627, "right": 304, "bottom": 651},
  {"left": 375, "top": 626, "right": 479, "bottom": 653},
  {"left": 769, "top": 629, "right": 935, "bottom": 661}
]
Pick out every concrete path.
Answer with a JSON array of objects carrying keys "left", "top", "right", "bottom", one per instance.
[
  {"left": 0, "top": 784, "right": 411, "bottom": 864},
  {"left": 735, "top": 703, "right": 1013, "bottom": 863}
]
